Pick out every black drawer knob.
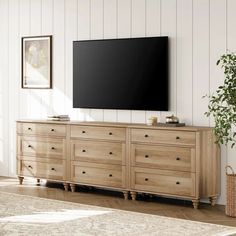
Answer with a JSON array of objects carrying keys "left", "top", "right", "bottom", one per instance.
[
  {"left": 28, "top": 127, "right": 32, "bottom": 130},
  {"left": 144, "top": 134, "right": 149, "bottom": 138},
  {"left": 28, "top": 145, "right": 32, "bottom": 148},
  {"left": 109, "top": 132, "right": 113, "bottom": 135},
  {"left": 51, "top": 167, "right": 55, "bottom": 171},
  {"left": 82, "top": 149, "right": 86, "bottom": 152},
  {"left": 28, "top": 165, "right": 32, "bottom": 169},
  {"left": 176, "top": 181, "right": 180, "bottom": 185},
  {"left": 82, "top": 130, "right": 86, "bottom": 133},
  {"left": 82, "top": 171, "right": 86, "bottom": 174},
  {"left": 176, "top": 157, "right": 180, "bottom": 161},
  {"left": 51, "top": 147, "right": 55, "bottom": 150},
  {"left": 145, "top": 178, "right": 149, "bottom": 181},
  {"left": 176, "top": 136, "right": 180, "bottom": 140},
  {"left": 109, "top": 174, "right": 112, "bottom": 177},
  {"left": 145, "top": 155, "right": 149, "bottom": 158},
  {"left": 51, "top": 128, "right": 55, "bottom": 132},
  {"left": 109, "top": 152, "right": 113, "bottom": 155}
]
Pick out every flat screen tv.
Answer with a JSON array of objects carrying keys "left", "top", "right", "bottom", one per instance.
[{"left": 73, "top": 36, "right": 168, "bottom": 111}]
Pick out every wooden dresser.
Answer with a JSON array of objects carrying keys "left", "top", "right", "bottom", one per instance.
[{"left": 16, "top": 120, "right": 220, "bottom": 208}]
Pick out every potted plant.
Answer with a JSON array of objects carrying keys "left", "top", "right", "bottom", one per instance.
[{"left": 205, "top": 52, "right": 236, "bottom": 217}]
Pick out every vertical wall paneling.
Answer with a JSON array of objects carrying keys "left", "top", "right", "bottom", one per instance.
[
  {"left": 8, "top": 0, "right": 19, "bottom": 176},
  {"left": 90, "top": 0, "right": 104, "bottom": 121},
  {"left": 41, "top": 0, "right": 53, "bottom": 117},
  {"left": 226, "top": 0, "right": 236, "bottom": 172},
  {"left": 53, "top": 0, "right": 65, "bottom": 115},
  {"left": 176, "top": 0, "right": 193, "bottom": 125},
  {"left": 0, "top": 0, "right": 9, "bottom": 176},
  {"left": 29, "top": 0, "right": 43, "bottom": 119},
  {"left": 117, "top": 0, "right": 132, "bottom": 122},
  {"left": 65, "top": 0, "right": 78, "bottom": 119},
  {"left": 160, "top": 0, "right": 177, "bottom": 122},
  {"left": 210, "top": 0, "right": 227, "bottom": 204},
  {"left": 192, "top": 0, "right": 210, "bottom": 126},
  {"left": 103, "top": 0, "right": 117, "bottom": 122},
  {"left": 146, "top": 0, "right": 161, "bottom": 122},
  {"left": 131, "top": 0, "right": 146, "bottom": 123}
]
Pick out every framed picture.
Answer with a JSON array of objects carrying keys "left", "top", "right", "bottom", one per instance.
[{"left": 22, "top": 36, "right": 52, "bottom": 89}]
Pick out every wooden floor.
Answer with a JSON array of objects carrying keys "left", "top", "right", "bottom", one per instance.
[{"left": 0, "top": 177, "right": 235, "bottom": 227}]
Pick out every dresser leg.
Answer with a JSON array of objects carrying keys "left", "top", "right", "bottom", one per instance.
[
  {"left": 209, "top": 196, "right": 217, "bottom": 206},
  {"left": 18, "top": 176, "right": 24, "bottom": 185},
  {"left": 192, "top": 199, "right": 199, "bottom": 209},
  {"left": 123, "top": 191, "right": 129, "bottom": 200},
  {"left": 37, "top": 179, "right": 40, "bottom": 185},
  {"left": 130, "top": 191, "right": 137, "bottom": 201},
  {"left": 70, "top": 183, "right": 76, "bottom": 192},
  {"left": 63, "top": 183, "right": 69, "bottom": 191}
]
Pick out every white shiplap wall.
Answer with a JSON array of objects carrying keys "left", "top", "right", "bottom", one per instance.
[{"left": 0, "top": 0, "right": 236, "bottom": 205}]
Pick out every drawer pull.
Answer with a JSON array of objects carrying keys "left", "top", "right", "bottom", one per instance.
[
  {"left": 144, "top": 134, "right": 149, "bottom": 138},
  {"left": 51, "top": 147, "right": 55, "bottom": 150},
  {"left": 176, "top": 157, "right": 180, "bottom": 161},
  {"left": 51, "top": 128, "right": 55, "bottom": 132},
  {"left": 145, "top": 178, "right": 149, "bottom": 181},
  {"left": 82, "top": 171, "right": 86, "bottom": 174},
  {"left": 176, "top": 136, "right": 180, "bottom": 140},
  {"left": 28, "top": 165, "right": 32, "bottom": 169},
  {"left": 28, "top": 145, "right": 32, "bottom": 148},
  {"left": 109, "top": 132, "right": 113, "bottom": 135},
  {"left": 109, "top": 152, "right": 113, "bottom": 155},
  {"left": 28, "top": 127, "right": 32, "bottom": 130},
  {"left": 145, "top": 155, "right": 149, "bottom": 158},
  {"left": 176, "top": 181, "right": 180, "bottom": 185},
  {"left": 109, "top": 174, "right": 113, "bottom": 177},
  {"left": 82, "top": 149, "right": 86, "bottom": 152},
  {"left": 82, "top": 130, "right": 86, "bottom": 134},
  {"left": 51, "top": 167, "right": 55, "bottom": 171}
]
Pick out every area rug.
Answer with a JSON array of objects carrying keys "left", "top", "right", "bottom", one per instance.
[{"left": 0, "top": 192, "right": 236, "bottom": 236}]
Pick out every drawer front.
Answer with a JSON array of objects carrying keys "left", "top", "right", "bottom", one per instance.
[
  {"left": 131, "top": 129, "right": 196, "bottom": 146},
  {"left": 71, "top": 140, "right": 125, "bottom": 165},
  {"left": 17, "top": 123, "right": 66, "bottom": 137},
  {"left": 18, "top": 137, "right": 65, "bottom": 159},
  {"left": 131, "top": 144, "right": 195, "bottom": 172},
  {"left": 18, "top": 160, "right": 65, "bottom": 180},
  {"left": 71, "top": 125, "right": 126, "bottom": 141},
  {"left": 131, "top": 167, "right": 196, "bottom": 197},
  {"left": 71, "top": 162, "right": 124, "bottom": 188}
]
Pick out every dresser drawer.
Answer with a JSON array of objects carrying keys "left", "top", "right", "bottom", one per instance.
[
  {"left": 18, "top": 159, "right": 65, "bottom": 180},
  {"left": 71, "top": 125, "right": 126, "bottom": 141},
  {"left": 131, "top": 167, "right": 196, "bottom": 197},
  {"left": 71, "top": 162, "right": 125, "bottom": 188},
  {"left": 18, "top": 136, "right": 65, "bottom": 159},
  {"left": 131, "top": 129, "right": 196, "bottom": 146},
  {"left": 71, "top": 140, "right": 125, "bottom": 165},
  {"left": 17, "top": 123, "right": 66, "bottom": 137},
  {"left": 131, "top": 144, "right": 195, "bottom": 172}
]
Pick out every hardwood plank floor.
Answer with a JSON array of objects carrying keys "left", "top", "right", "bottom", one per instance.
[{"left": 0, "top": 177, "right": 235, "bottom": 227}]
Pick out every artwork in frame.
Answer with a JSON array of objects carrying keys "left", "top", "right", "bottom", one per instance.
[{"left": 22, "top": 36, "right": 52, "bottom": 89}]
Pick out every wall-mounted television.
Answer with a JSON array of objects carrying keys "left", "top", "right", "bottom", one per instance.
[{"left": 73, "top": 36, "right": 168, "bottom": 111}]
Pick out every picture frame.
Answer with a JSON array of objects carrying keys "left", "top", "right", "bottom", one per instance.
[{"left": 22, "top": 35, "right": 52, "bottom": 89}]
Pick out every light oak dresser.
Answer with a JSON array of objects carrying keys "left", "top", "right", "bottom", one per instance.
[{"left": 16, "top": 120, "right": 220, "bottom": 209}]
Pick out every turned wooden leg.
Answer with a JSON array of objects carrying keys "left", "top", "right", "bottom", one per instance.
[
  {"left": 18, "top": 176, "right": 24, "bottom": 185},
  {"left": 37, "top": 179, "right": 40, "bottom": 185},
  {"left": 123, "top": 191, "right": 129, "bottom": 200},
  {"left": 70, "top": 183, "right": 76, "bottom": 192},
  {"left": 192, "top": 199, "right": 199, "bottom": 209},
  {"left": 63, "top": 183, "right": 69, "bottom": 191},
  {"left": 130, "top": 191, "right": 137, "bottom": 201},
  {"left": 209, "top": 196, "right": 217, "bottom": 206}
]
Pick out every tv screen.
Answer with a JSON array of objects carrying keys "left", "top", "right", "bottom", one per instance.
[{"left": 73, "top": 36, "right": 168, "bottom": 111}]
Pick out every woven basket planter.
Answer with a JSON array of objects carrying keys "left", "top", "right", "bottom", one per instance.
[{"left": 226, "top": 165, "right": 236, "bottom": 217}]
